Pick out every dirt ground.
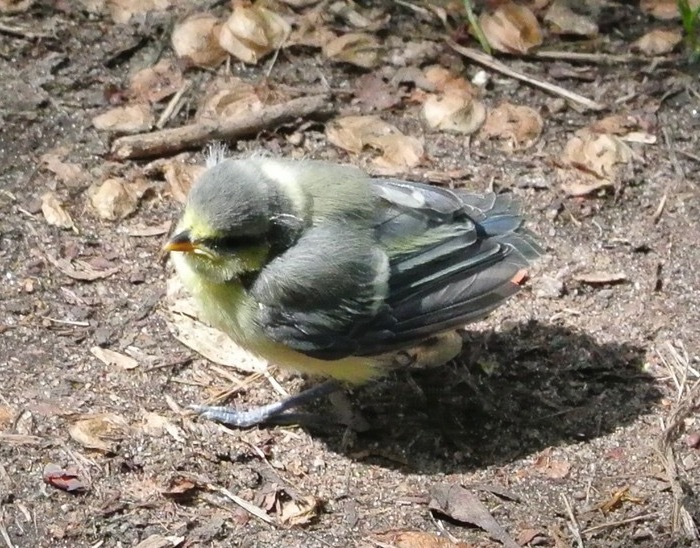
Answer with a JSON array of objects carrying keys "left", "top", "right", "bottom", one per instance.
[{"left": 1, "top": 1, "right": 700, "bottom": 547}]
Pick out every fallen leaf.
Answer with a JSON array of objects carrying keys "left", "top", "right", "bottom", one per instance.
[
  {"left": 516, "top": 527, "right": 546, "bottom": 546},
  {"left": 290, "top": 9, "right": 337, "bottom": 48},
  {"left": 326, "top": 115, "right": 423, "bottom": 172},
  {"left": 218, "top": 5, "right": 290, "bottom": 64},
  {"left": 429, "top": 484, "right": 519, "bottom": 548},
  {"left": 574, "top": 271, "right": 628, "bottom": 285},
  {"left": 107, "top": 0, "right": 171, "bottom": 25},
  {"left": 561, "top": 131, "right": 632, "bottom": 179},
  {"left": 162, "top": 161, "right": 205, "bottom": 203},
  {"left": 46, "top": 254, "right": 120, "bottom": 281},
  {"left": 69, "top": 413, "right": 130, "bottom": 453},
  {"left": 41, "top": 153, "right": 87, "bottom": 186},
  {"left": 598, "top": 486, "right": 644, "bottom": 513},
  {"left": 354, "top": 72, "right": 403, "bottom": 111},
  {"left": 91, "top": 346, "right": 139, "bottom": 370},
  {"left": 279, "top": 495, "right": 320, "bottom": 526},
  {"left": 129, "top": 59, "right": 185, "bottom": 103},
  {"left": 323, "top": 33, "right": 381, "bottom": 68},
  {"left": 641, "top": 0, "right": 700, "bottom": 20},
  {"left": 588, "top": 114, "right": 640, "bottom": 136},
  {"left": 0, "top": 0, "right": 32, "bottom": 13},
  {"left": 632, "top": 28, "right": 682, "bottom": 55},
  {"left": 480, "top": 102, "right": 543, "bottom": 150},
  {"left": 533, "top": 449, "right": 571, "bottom": 479},
  {"left": 141, "top": 412, "right": 186, "bottom": 442},
  {"left": 41, "top": 192, "right": 76, "bottom": 231},
  {"left": 172, "top": 13, "right": 227, "bottom": 68},
  {"left": 160, "top": 472, "right": 203, "bottom": 499},
  {"left": 127, "top": 220, "right": 172, "bottom": 237},
  {"left": 423, "top": 92, "right": 485, "bottom": 135},
  {"left": 372, "top": 530, "right": 471, "bottom": 547},
  {"left": 480, "top": 1, "right": 543, "bottom": 54},
  {"left": 545, "top": 0, "right": 598, "bottom": 37},
  {"left": 43, "top": 463, "right": 87, "bottom": 493},
  {"left": 0, "top": 405, "right": 12, "bottom": 429},
  {"left": 92, "top": 104, "right": 155, "bottom": 134},
  {"left": 88, "top": 178, "right": 151, "bottom": 220},
  {"left": 198, "top": 78, "right": 263, "bottom": 121}
]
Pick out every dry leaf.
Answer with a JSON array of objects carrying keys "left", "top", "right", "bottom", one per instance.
[
  {"left": 290, "top": 9, "right": 337, "bottom": 48},
  {"left": 533, "top": 449, "right": 572, "bottom": 479},
  {"left": 141, "top": 413, "right": 186, "bottom": 442},
  {"left": 323, "top": 33, "right": 381, "bottom": 68},
  {"left": 172, "top": 13, "right": 227, "bottom": 68},
  {"left": 326, "top": 115, "right": 423, "bottom": 173},
  {"left": 46, "top": 254, "right": 120, "bottom": 281},
  {"left": 429, "top": 484, "right": 519, "bottom": 548},
  {"left": 423, "top": 92, "right": 485, "bottom": 135},
  {"left": 162, "top": 161, "right": 205, "bottom": 203},
  {"left": 480, "top": 1, "right": 543, "bottom": 54},
  {"left": 279, "top": 495, "right": 320, "bottom": 526},
  {"left": 69, "top": 413, "right": 130, "bottom": 452},
  {"left": 218, "top": 5, "right": 290, "bottom": 64},
  {"left": 588, "top": 114, "right": 640, "bottom": 136},
  {"left": 0, "top": 405, "right": 12, "bottom": 429},
  {"left": 88, "top": 178, "right": 152, "bottom": 220},
  {"left": 41, "top": 153, "right": 86, "bottom": 185},
  {"left": 108, "top": 0, "right": 171, "bottom": 24},
  {"left": 373, "top": 530, "right": 471, "bottom": 547},
  {"left": 198, "top": 79, "right": 263, "bottom": 121},
  {"left": 92, "top": 104, "right": 154, "bottom": 133},
  {"left": 422, "top": 65, "right": 472, "bottom": 94},
  {"left": 41, "top": 192, "right": 76, "bottom": 231},
  {"left": 480, "top": 102, "right": 543, "bottom": 150},
  {"left": 0, "top": 0, "right": 33, "bottom": 13},
  {"left": 127, "top": 221, "right": 172, "bottom": 237},
  {"left": 599, "top": 486, "right": 644, "bottom": 513},
  {"left": 632, "top": 28, "right": 682, "bottom": 55},
  {"left": 545, "top": 0, "right": 598, "bottom": 37},
  {"left": 43, "top": 463, "right": 87, "bottom": 492},
  {"left": 129, "top": 59, "right": 185, "bottom": 103},
  {"left": 641, "top": 0, "right": 700, "bottom": 20},
  {"left": 561, "top": 131, "right": 632, "bottom": 179},
  {"left": 91, "top": 346, "right": 139, "bottom": 370}
]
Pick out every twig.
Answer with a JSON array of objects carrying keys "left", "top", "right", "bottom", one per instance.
[
  {"left": 561, "top": 494, "right": 584, "bottom": 548},
  {"left": 581, "top": 512, "right": 659, "bottom": 534},
  {"left": 652, "top": 193, "right": 667, "bottom": 224},
  {"left": 156, "top": 81, "right": 191, "bottom": 129},
  {"left": 532, "top": 50, "right": 676, "bottom": 66},
  {"left": 111, "top": 94, "right": 333, "bottom": 159},
  {"left": 447, "top": 40, "right": 606, "bottom": 111},
  {"left": 0, "top": 21, "right": 49, "bottom": 40},
  {"left": 213, "top": 484, "right": 276, "bottom": 525}
]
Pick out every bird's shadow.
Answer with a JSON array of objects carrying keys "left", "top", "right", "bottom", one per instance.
[{"left": 305, "top": 320, "right": 662, "bottom": 474}]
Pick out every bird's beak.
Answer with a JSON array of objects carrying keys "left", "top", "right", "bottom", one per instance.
[{"left": 164, "top": 230, "right": 196, "bottom": 253}]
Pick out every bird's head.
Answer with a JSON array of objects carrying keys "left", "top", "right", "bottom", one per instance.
[{"left": 164, "top": 159, "right": 276, "bottom": 284}]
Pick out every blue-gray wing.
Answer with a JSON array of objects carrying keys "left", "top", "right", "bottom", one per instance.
[{"left": 252, "top": 180, "right": 543, "bottom": 360}]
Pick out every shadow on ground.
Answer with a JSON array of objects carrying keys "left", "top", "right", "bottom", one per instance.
[{"left": 306, "top": 321, "right": 661, "bottom": 474}]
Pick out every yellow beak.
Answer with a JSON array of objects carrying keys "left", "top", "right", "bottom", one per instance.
[{"left": 164, "top": 231, "right": 196, "bottom": 253}]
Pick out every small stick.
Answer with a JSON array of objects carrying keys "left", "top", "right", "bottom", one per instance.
[
  {"left": 111, "top": 94, "right": 332, "bottom": 159},
  {"left": 0, "top": 21, "right": 49, "bottom": 40},
  {"left": 561, "top": 494, "right": 584, "bottom": 548},
  {"left": 155, "top": 81, "right": 191, "bottom": 129},
  {"left": 447, "top": 40, "right": 606, "bottom": 111},
  {"left": 214, "top": 485, "right": 276, "bottom": 525},
  {"left": 532, "top": 50, "right": 676, "bottom": 66}
]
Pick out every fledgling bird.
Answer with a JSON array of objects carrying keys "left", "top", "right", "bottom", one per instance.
[{"left": 165, "top": 154, "right": 543, "bottom": 427}]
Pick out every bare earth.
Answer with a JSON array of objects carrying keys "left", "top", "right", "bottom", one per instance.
[{"left": 1, "top": 2, "right": 699, "bottom": 547}]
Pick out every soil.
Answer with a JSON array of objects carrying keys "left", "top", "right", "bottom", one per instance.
[{"left": 1, "top": 2, "right": 699, "bottom": 547}]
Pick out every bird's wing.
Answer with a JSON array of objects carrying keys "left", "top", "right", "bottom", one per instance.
[
  {"left": 252, "top": 181, "right": 542, "bottom": 360},
  {"left": 250, "top": 222, "right": 391, "bottom": 360}
]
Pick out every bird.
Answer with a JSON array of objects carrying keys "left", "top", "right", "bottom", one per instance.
[{"left": 164, "top": 153, "right": 543, "bottom": 427}]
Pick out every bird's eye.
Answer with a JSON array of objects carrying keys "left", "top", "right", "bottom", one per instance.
[{"left": 200, "top": 235, "right": 262, "bottom": 252}]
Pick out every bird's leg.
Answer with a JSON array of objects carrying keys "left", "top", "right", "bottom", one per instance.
[{"left": 190, "top": 379, "right": 342, "bottom": 428}]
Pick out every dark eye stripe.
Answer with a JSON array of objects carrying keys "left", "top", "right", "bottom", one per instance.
[{"left": 200, "top": 235, "right": 266, "bottom": 252}]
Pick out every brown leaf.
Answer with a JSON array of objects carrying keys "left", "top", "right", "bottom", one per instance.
[
  {"left": 162, "top": 162, "right": 204, "bottom": 204},
  {"left": 69, "top": 413, "right": 130, "bottom": 453},
  {"left": 545, "top": 0, "right": 598, "bottom": 37},
  {"left": 43, "top": 463, "right": 87, "bottom": 493},
  {"left": 46, "top": 254, "right": 120, "bottom": 281},
  {"left": 372, "top": 530, "right": 471, "bottom": 547},
  {"left": 133, "top": 534, "right": 186, "bottom": 548},
  {"left": 41, "top": 153, "right": 87, "bottom": 186},
  {"left": 632, "top": 28, "right": 682, "bottom": 55},
  {"left": 588, "top": 114, "right": 640, "bottom": 136},
  {"left": 107, "top": 0, "right": 171, "bottom": 25},
  {"left": 90, "top": 346, "right": 139, "bottom": 370},
  {"left": 533, "top": 449, "right": 571, "bottom": 479},
  {"left": 198, "top": 79, "right": 263, "bottom": 121},
  {"left": 598, "top": 486, "right": 644, "bottom": 513},
  {"left": 325, "top": 115, "right": 423, "bottom": 173},
  {"left": 289, "top": 9, "right": 337, "bottom": 48},
  {"left": 41, "top": 192, "right": 76, "bottom": 231},
  {"left": 323, "top": 33, "right": 381, "bottom": 68},
  {"left": 423, "top": 92, "right": 485, "bottom": 135},
  {"left": 354, "top": 72, "right": 403, "bottom": 111},
  {"left": 172, "top": 13, "right": 227, "bottom": 68},
  {"left": 641, "top": 0, "right": 700, "bottom": 20},
  {"left": 278, "top": 494, "right": 320, "bottom": 526},
  {"left": 480, "top": 1, "right": 543, "bottom": 54},
  {"left": 429, "top": 484, "right": 519, "bottom": 548},
  {"left": 0, "top": 0, "right": 32, "bottom": 13},
  {"left": 218, "top": 5, "right": 290, "bottom": 64},
  {"left": 141, "top": 412, "right": 186, "bottom": 442},
  {"left": 88, "top": 178, "right": 151, "bottom": 220},
  {"left": 92, "top": 104, "right": 155, "bottom": 133},
  {"left": 129, "top": 59, "right": 185, "bottom": 103},
  {"left": 480, "top": 102, "right": 543, "bottom": 150},
  {"left": 561, "top": 131, "right": 632, "bottom": 179}
]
